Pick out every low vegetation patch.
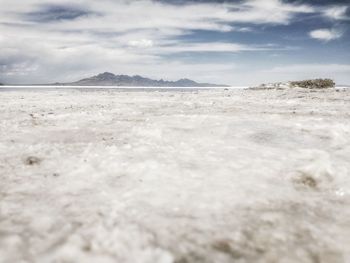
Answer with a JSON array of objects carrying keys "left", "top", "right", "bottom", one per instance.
[
  {"left": 290, "top": 79, "right": 335, "bottom": 89},
  {"left": 250, "top": 78, "right": 336, "bottom": 90}
]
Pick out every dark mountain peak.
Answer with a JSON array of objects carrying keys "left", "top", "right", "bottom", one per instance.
[
  {"left": 60, "top": 72, "right": 229, "bottom": 87},
  {"left": 96, "top": 72, "right": 116, "bottom": 80},
  {"left": 173, "top": 78, "right": 199, "bottom": 87},
  {"left": 176, "top": 78, "right": 196, "bottom": 84}
]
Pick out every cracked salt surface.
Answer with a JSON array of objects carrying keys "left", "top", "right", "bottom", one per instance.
[{"left": 0, "top": 87, "right": 350, "bottom": 262}]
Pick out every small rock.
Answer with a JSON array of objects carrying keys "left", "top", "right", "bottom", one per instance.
[
  {"left": 25, "top": 156, "right": 41, "bottom": 166},
  {"left": 293, "top": 172, "right": 318, "bottom": 189}
]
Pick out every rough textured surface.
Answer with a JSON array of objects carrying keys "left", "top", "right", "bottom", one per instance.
[{"left": 0, "top": 87, "right": 350, "bottom": 263}]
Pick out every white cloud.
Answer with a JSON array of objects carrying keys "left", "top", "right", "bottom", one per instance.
[
  {"left": 2, "top": 0, "right": 305, "bottom": 84},
  {"left": 322, "top": 6, "right": 349, "bottom": 20},
  {"left": 309, "top": 28, "right": 343, "bottom": 42},
  {"left": 0, "top": 0, "right": 348, "bottom": 85},
  {"left": 128, "top": 39, "right": 154, "bottom": 48}
]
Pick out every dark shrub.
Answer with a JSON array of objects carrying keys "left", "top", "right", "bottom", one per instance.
[{"left": 290, "top": 79, "right": 335, "bottom": 89}]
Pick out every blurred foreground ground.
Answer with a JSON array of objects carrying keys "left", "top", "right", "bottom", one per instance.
[{"left": 0, "top": 88, "right": 350, "bottom": 263}]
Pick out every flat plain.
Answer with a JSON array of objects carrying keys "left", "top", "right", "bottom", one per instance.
[{"left": 0, "top": 87, "right": 349, "bottom": 263}]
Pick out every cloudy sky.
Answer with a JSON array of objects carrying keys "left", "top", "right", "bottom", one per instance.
[{"left": 0, "top": 0, "right": 349, "bottom": 85}]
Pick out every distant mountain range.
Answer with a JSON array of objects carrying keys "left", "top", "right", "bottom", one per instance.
[{"left": 53, "top": 72, "right": 229, "bottom": 87}]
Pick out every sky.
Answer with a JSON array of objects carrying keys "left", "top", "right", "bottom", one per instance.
[{"left": 0, "top": 0, "right": 349, "bottom": 86}]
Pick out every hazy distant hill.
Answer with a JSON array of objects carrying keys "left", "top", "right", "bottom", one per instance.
[{"left": 56, "top": 72, "right": 228, "bottom": 87}]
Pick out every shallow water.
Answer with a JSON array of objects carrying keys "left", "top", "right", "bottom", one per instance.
[{"left": 0, "top": 88, "right": 349, "bottom": 262}]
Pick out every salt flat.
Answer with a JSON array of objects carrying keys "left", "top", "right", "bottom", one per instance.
[{"left": 0, "top": 87, "right": 349, "bottom": 263}]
